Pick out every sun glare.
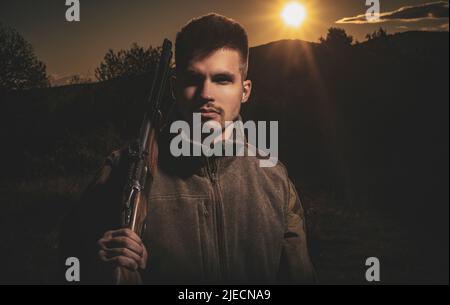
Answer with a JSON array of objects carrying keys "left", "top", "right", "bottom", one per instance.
[{"left": 282, "top": 2, "right": 307, "bottom": 27}]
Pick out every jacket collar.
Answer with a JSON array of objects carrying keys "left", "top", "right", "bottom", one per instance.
[{"left": 158, "top": 114, "right": 246, "bottom": 178}]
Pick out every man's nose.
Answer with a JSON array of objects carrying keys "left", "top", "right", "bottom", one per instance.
[{"left": 199, "top": 79, "right": 214, "bottom": 102}]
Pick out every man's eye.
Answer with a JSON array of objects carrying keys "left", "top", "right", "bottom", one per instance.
[
  {"left": 184, "top": 75, "right": 202, "bottom": 86},
  {"left": 214, "top": 77, "right": 232, "bottom": 84}
]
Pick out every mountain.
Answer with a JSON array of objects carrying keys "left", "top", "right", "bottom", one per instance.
[{"left": 48, "top": 74, "right": 93, "bottom": 87}]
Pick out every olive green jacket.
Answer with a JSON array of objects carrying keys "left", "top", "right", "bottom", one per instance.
[{"left": 60, "top": 125, "right": 316, "bottom": 285}]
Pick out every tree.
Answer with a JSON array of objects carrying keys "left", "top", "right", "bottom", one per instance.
[
  {"left": 95, "top": 43, "right": 161, "bottom": 81},
  {"left": 0, "top": 23, "right": 49, "bottom": 90},
  {"left": 69, "top": 74, "right": 92, "bottom": 85},
  {"left": 366, "top": 27, "right": 388, "bottom": 41},
  {"left": 319, "top": 27, "right": 354, "bottom": 49}
]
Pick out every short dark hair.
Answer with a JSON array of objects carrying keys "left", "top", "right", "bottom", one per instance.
[{"left": 175, "top": 13, "right": 249, "bottom": 79}]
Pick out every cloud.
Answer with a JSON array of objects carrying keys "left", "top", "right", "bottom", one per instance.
[
  {"left": 440, "top": 22, "right": 450, "bottom": 30},
  {"left": 420, "top": 22, "right": 450, "bottom": 31},
  {"left": 336, "top": 1, "right": 449, "bottom": 24}
]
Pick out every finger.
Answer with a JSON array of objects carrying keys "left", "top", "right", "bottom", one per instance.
[
  {"left": 97, "top": 235, "right": 110, "bottom": 249},
  {"left": 98, "top": 228, "right": 128, "bottom": 248},
  {"left": 105, "top": 236, "right": 144, "bottom": 256},
  {"left": 98, "top": 249, "right": 108, "bottom": 261},
  {"left": 99, "top": 249, "right": 144, "bottom": 271},
  {"left": 111, "top": 228, "right": 143, "bottom": 245},
  {"left": 99, "top": 250, "right": 138, "bottom": 270},
  {"left": 103, "top": 247, "right": 143, "bottom": 264},
  {"left": 99, "top": 243, "right": 148, "bottom": 270},
  {"left": 102, "top": 230, "right": 115, "bottom": 239},
  {"left": 107, "top": 256, "right": 139, "bottom": 271}
]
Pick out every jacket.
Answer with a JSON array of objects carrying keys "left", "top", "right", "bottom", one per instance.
[{"left": 59, "top": 122, "right": 316, "bottom": 285}]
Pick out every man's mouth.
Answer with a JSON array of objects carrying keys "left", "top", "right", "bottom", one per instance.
[{"left": 197, "top": 107, "right": 221, "bottom": 119}]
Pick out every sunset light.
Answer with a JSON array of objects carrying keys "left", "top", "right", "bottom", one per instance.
[{"left": 282, "top": 2, "right": 307, "bottom": 27}]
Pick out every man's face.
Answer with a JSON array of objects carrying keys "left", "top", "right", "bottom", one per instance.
[{"left": 175, "top": 48, "right": 252, "bottom": 129}]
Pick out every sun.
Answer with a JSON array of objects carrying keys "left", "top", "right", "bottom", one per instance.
[{"left": 282, "top": 2, "right": 307, "bottom": 27}]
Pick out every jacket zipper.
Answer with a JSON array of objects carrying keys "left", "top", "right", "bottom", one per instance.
[{"left": 205, "top": 157, "right": 227, "bottom": 281}]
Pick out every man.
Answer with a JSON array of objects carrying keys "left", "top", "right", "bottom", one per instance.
[{"left": 60, "top": 13, "right": 316, "bottom": 284}]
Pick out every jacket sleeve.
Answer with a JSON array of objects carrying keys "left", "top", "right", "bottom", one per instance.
[{"left": 277, "top": 178, "right": 317, "bottom": 284}]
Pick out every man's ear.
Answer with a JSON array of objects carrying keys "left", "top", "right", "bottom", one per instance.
[{"left": 242, "top": 79, "right": 252, "bottom": 104}]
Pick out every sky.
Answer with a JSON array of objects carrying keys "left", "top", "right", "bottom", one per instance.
[{"left": 0, "top": 0, "right": 448, "bottom": 78}]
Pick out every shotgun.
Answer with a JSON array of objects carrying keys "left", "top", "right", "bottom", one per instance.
[{"left": 114, "top": 39, "right": 173, "bottom": 284}]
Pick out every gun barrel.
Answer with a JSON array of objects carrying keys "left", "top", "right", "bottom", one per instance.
[{"left": 139, "top": 39, "right": 173, "bottom": 155}]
